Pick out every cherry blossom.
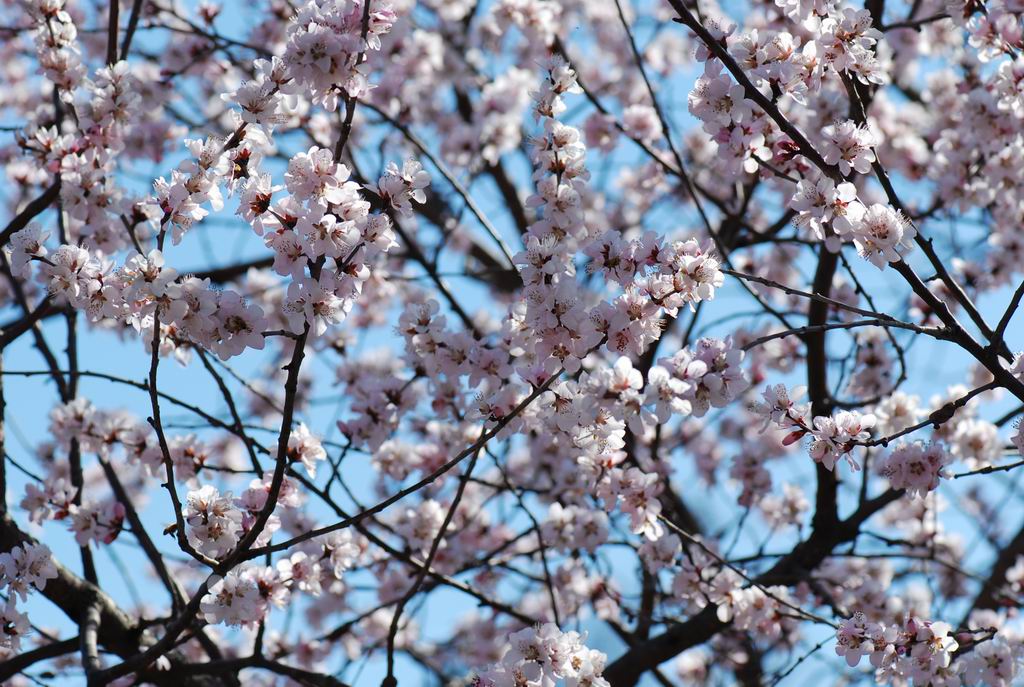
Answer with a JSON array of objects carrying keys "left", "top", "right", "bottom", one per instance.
[
  {"left": 878, "top": 442, "right": 953, "bottom": 498},
  {"left": 184, "top": 484, "right": 244, "bottom": 559},
  {"left": 843, "top": 203, "right": 917, "bottom": 269},
  {"left": 4, "top": 0, "right": 1024, "bottom": 683},
  {"left": 472, "top": 624, "right": 609, "bottom": 687},
  {"left": 0, "top": 543, "right": 57, "bottom": 601},
  {"left": 821, "top": 119, "right": 878, "bottom": 176}
]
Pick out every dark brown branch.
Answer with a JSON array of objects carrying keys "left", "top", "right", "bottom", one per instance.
[
  {"left": 0, "top": 181, "right": 61, "bottom": 249},
  {"left": 106, "top": 0, "right": 120, "bottom": 65},
  {"left": 120, "top": 0, "right": 146, "bottom": 59},
  {"left": 0, "top": 636, "right": 78, "bottom": 680}
]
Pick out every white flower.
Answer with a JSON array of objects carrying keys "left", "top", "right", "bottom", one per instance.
[
  {"left": 285, "top": 422, "right": 327, "bottom": 477},
  {"left": 821, "top": 120, "right": 877, "bottom": 176},
  {"left": 845, "top": 203, "right": 916, "bottom": 269},
  {"left": 200, "top": 569, "right": 265, "bottom": 627},
  {"left": 183, "top": 485, "right": 243, "bottom": 559},
  {"left": 0, "top": 543, "right": 57, "bottom": 600}
]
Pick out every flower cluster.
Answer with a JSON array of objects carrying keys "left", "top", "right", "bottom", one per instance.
[
  {"left": 807, "top": 410, "right": 876, "bottom": 471},
  {"left": 819, "top": 8, "right": 886, "bottom": 84},
  {"left": 752, "top": 385, "right": 875, "bottom": 470},
  {"left": 184, "top": 485, "right": 245, "bottom": 559},
  {"left": 514, "top": 58, "right": 725, "bottom": 379},
  {"left": 688, "top": 61, "right": 773, "bottom": 179},
  {"left": 877, "top": 442, "right": 952, "bottom": 498},
  {"left": 153, "top": 136, "right": 231, "bottom": 244},
  {"left": 541, "top": 503, "right": 609, "bottom": 554},
  {"left": 25, "top": 240, "right": 269, "bottom": 361},
  {"left": 0, "top": 543, "right": 57, "bottom": 652},
  {"left": 185, "top": 469, "right": 307, "bottom": 559},
  {"left": 200, "top": 528, "right": 363, "bottom": 627},
  {"left": 282, "top": 0, "right": 398, "bottom": 110},
  {"left": 596, "top": 466, "right": 663, "bottom": 540},
  {"left": 201, "top": 566, "right": 283, "bottom": 627},
  {"left": 835, "top": 613, "right": 965, "bottom": 685},
  {"left": 789, "top": 175, "right": 864, "bottom": 249},
  {"left": 648, "top": 338, "right": 749, "bottom": 418},
  {"left": 283, "top": 422, "right": 327, "bottom": 477},
  {"left": 821, "top": 119, "right": 877, "bottom": 176},
  {"left": 472, "top": 624, "right": 609, "bottom": 687},
  {"left": 670, "top": 546, "right": 796, "bottom": 641},
  {"left": 788, "top": 167, "right": 915, "bottom": 268},
  {"left": 20, "top": 0, "right": 85, "bottom": 97},
  {"left": 840, "top": 203, "right": 917, "bottom": 269}
]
